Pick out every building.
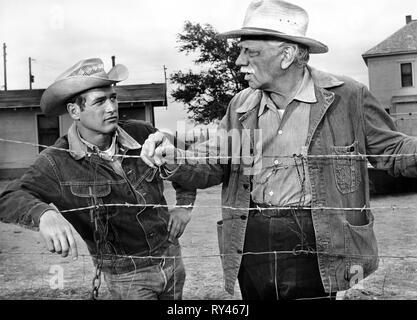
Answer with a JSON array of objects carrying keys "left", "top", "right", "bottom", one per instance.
[
  {"left": 363, "top": 15, "right": 417, "bottom": 135},
  {"left": 363, "top": 15, "right": 417, "bottom": 194},
  {"left": 0, "top": 83, "right": 167, "bottom": 178}
]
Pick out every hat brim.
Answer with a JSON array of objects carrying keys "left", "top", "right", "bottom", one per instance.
[
  {"left": 40, "top": 64, "right": 128, "bottom": 116},
  {"left": 218, "top": 28, "right": 328, "bottom": 54}
]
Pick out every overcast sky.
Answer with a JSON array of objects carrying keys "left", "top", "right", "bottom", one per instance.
[{"left": 0, "top": 0, "right": 416, "bottom": 132}]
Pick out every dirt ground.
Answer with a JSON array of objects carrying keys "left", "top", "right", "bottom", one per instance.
[{"left": 1, "top": 180, "right": 417, "bottom": 300}]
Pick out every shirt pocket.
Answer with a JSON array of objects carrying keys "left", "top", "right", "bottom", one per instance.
[{"left": 331, "top": 141, "right": 362, "bottom": 194}]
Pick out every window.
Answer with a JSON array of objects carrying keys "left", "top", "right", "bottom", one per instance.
[
  {"left": 37, "top": 115, "right": 60, "bottom": 153},
  {"left": 401, "top": 63, "right": 413, "bottom": 87}
]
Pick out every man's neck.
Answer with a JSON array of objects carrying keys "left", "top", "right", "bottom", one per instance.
[
  {"left": 76, "top": 126, "right": 114, "bottom": 151},
  {"left": 266, "top": 66, "right": 305, "bottom": 109}
]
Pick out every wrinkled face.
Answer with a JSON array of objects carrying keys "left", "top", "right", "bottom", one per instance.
[
  {"left": 71, "top": 86, "right": 119, "bottom": 135},
  {"left": 236, "top": 40, "right": 285, "bottom": 91}
]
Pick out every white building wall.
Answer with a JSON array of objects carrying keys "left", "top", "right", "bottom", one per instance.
[
  {"left": 367, "top": 53, "right": 417, "bottom": 109},
  {"left": 0, "top": 109, "right": 38, "bottom": 171}
]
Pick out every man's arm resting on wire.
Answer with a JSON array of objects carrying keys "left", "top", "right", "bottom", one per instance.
[{"left": 0, "top": 154, "right": 78, "bottom": 259}]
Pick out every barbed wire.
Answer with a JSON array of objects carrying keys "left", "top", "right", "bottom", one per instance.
[
  {"left": 1, "top": 248, "right": 416, "bottom": 300},
  {"left": 1, "top": 249, "right": 417, "bottom": 261},
  {"left": 55, "top": 203, "right": 417, "bottom": 214},
  {"left": 2, "top": 137, "right": 417, "bottom": 160},
  {"left": 1, "top": 290, "right": 412, "bottom": 300},
  {"left": 2, "top": 135, "right": 417, "bottom": 300},
  {"left": 2, "top": 136, "right": 417, "bottom": 213}
]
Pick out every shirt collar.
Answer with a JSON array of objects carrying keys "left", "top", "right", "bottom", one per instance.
[
  {"left": 258, "top": 92, "right": 277, "bottom": 117},
  {"left": 67, "top": 123, "right": 141, "bottom": 160},
  {"left": 237, "top": 65, "right": 343, "bottom": 116},
  {"left": 294, "top": 68, "right": 317, "bottom": 104},
  {"left": 258, "top": 68, "right": 317, "bottom": 117}
]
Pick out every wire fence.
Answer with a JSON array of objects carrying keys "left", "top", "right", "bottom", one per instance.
[{"left": 1, "top": 136, "right": 417, "bottom": 300}]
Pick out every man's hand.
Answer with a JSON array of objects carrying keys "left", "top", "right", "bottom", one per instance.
[
  {"left": 39, "top": 209, "right": 78, "bottom": 260},
  {"left": 140, "top": 132, "right": 176, "bottom": 168},
  {"left": 167, "top": 207, "right": 192, "bottom": 242}
]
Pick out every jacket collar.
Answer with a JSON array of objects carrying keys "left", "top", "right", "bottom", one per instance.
[
  {"left": 307, "top": 66, "right": 344, "bottom": 89},
  {"left": 67, "top": 122, "right": 141, "bottom": 160}
]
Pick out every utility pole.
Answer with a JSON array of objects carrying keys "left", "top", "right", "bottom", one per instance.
[
  {"left": 163, "top": 65, "right": 168, "bottom": 110},
  {"left": 163, "top": 65, "right": 167, "bottom": 84},
  {"left": 3, "top": 43, "right": 7, "bottom": 91},
  {"left": 28, "top": 57, "right": 34, "bottom": 90}
]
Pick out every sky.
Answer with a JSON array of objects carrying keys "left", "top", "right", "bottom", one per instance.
[{"left": 0, "top": 0, "right": 416, "bottom": 133}]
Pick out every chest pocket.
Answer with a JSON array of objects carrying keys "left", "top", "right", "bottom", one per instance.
[
  {"left": 70, "top": 183, "right": 113, "bottom": 217},
  {"left": 331, "top": 141, "right": 362, "bottom": 194},
  {"left": 70, "top": 183, "right": 111, "bottom": 198}
]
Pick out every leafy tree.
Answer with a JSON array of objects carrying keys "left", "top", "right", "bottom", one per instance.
[{"left": 170, "top": 21, "right": 248, "bottom": 124}]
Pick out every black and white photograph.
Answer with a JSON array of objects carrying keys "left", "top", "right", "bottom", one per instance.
[{"left": 1, "top": 0, "right": 417, "bottom": 307}]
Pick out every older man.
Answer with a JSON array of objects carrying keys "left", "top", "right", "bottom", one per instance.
[
  {"left": 0, "top": 58, "right": 193, "bottom": 300},
  {"left": 141, "top": 0, "right": 417, "bottom": 300}
]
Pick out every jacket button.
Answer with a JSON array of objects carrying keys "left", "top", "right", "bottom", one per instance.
[
  {"left": 148, "top": 232, "right": 155, "bottom": 238},
  {"left": 240, "top": 215, "right": 247, "bottom": 220},
  {"left": 237, "top": 249, "right": 243, "bottom": 254},
  {"left": 243, "top": 184, "right": 249, "bottom": 190}
]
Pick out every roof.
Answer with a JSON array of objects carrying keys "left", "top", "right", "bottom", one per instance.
[
  {"left": 362, "top": 19, "right": 417, "bottom": 64},
  {"left": 0, "top": 83, "right": 167, "bottom": 110}
]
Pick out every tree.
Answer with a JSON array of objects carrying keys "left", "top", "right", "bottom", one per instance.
[{"left": 170, "top": 21, "right": 248, "bottom": 124}]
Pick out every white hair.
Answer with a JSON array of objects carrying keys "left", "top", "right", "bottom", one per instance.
[{"left": 267, "top": 40, "right": 310, "bottom": 68}]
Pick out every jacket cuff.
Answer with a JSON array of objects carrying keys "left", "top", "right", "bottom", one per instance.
[
  {"left": 160, "top": 164, "right": 180, "bottom": 179},
  {"left": 176, "top": 195, "right": 196, "bottom": 208},
  {"left": 27, "top": 202, "right": 56, "bottom": 228},
  {"left": 172, "top": 180, "right": 196, "bottom": 209}
]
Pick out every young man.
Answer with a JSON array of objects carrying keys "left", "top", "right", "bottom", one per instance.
[
  {"left": 0, "top": 58, "right": 193, "bottom": 300},
  {"left": 141, "top": 0, "right": 417, "bottom": 300}
]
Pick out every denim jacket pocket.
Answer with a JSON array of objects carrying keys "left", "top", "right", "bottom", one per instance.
[
  {"left": 331, "top": 141, "right": 362, "bottom": 194},
  {"left": 69, "top": 182, "right": 115, "bottom": 218},
  {"left": 342, "top": 214, "right": 378, "bottom": 286},
  {"left": 70, "top": 183, "right": 111, "bottom": 198}
]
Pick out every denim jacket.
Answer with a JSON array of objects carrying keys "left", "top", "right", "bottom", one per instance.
[
  {"left": 166, "top": 66, "right": 417, "bottom": 294},
  {"left": 0, "top": 120, "right": 192, "bottom": 273}
]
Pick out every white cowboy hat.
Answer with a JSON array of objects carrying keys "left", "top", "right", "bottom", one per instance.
[
  {"left": 40, "top": 58, "right": 128, "bottom": 116},
  {"left": 218, "top": 0, "right": 328, "bottom": 54}
]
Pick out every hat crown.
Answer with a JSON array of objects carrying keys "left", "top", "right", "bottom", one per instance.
[
  {"left": 56, "top": 58, "right": 107, "bottom": 81},
  {"left": 243, "top": 0, "right": 309, "bottom": 37}
]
